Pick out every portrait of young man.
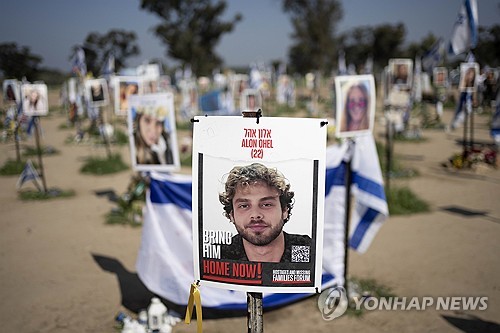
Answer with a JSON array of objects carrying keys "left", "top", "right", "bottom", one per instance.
[
  {"left": 219, "top": 163, "right": 311, "bottom": 263},
  {"left": 389, "top": 58, "right": 413, "bottom": 90},
  {"left": 433, "top": 67, "right": 448, "bottom": 87}
]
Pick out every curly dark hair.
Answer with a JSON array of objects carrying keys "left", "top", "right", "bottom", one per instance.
[{"left": 219, "top": 163, "right": 294, "bottom": 223}]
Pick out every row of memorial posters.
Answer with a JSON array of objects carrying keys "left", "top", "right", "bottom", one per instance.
[
  {"left": 2, "top": 80, "right": 49, "bottom": 117},
  {"left": 124, "top": 74, "right": 378, "bottom": 175}
]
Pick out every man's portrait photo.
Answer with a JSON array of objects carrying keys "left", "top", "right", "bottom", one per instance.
[
  {"left": 389, "top": 58, "right": 413, "bottom": 89},
  {"left": 241, "top": 89, "right": 262, "bottom": 111},
  {"left": 433, "top": 67, "right": 448, "bottom": 87},
  {"left": 219, "top": 163, "right": 311, "bottom": 263}
]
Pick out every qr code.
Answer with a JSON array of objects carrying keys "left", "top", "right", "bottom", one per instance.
[{"left": 291, "top": 245, "right": 310, "bottom": 263}]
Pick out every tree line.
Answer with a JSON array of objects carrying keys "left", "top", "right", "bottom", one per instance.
[{"left": 1, "top": 0, "right": 499, "bottom": 83}]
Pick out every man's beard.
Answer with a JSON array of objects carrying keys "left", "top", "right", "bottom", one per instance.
[{"left": 235, "top": 219, "right": 285, "bottom": 246}]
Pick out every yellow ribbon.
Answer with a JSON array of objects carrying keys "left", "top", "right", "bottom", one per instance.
[{"left": 185, "top": 282, "right": 203, "bottom": 333}]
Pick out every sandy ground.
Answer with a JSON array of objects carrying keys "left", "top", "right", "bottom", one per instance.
[{"left": 0, "top": 92, "right": 499, "bottom": 333}]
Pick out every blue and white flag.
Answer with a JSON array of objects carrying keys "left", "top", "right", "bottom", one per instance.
[
  {"left": 198, "top": 90, "right": 222, "bottom": 114},
  {"left": 338, "top": 50, "right": 347, "bottom": 76},
  {"left": 136, "top": 135, "right": 387, "bottom": 310},
  {"left": 364, "top": 56, "right": 373, "bottom": 75},
  {"left": 324, "top": 135, "right": 388, "bottom": 255},
  {"left": 413, "top": 56, "right": 422, "bottom": 103},
  {"left": 136, "top": 173, "right": 328, "bottom": 311},
  {"left": 101, "top": 53, "right": 115, "bottom": 78},
  {"left": 249, "top": 63, "right": 263, "bottom": 90},
  {"left": 448, "top": 0, "right": 478, "bottom": 56},
  {"left": 71, "top": 47, "right": 87, "bottom": 77},
  {"left": 422, "top": 38, "right": 444, "bottom": 73},
  {"left": 16, "top": 160, "right": 41, "bottom": 191}
]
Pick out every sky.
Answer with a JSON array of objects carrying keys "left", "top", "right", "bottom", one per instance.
[{"left": 0, "top": 0, "right": 498, "bottom": 72}]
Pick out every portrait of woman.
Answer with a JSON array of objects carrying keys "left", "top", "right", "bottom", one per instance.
[
  {"left": 128, "top": 93, "right": 180, "bottom": 171},
  {"left": 133, "top": 107, "right": 173, "bottom": 165},
  {"left": 3, "top": 80, "right": 19, "bottom": 103},
  {"left": 85, "top": 78, "right": 109, "bottom": 107},
  {"left": 459, "top": 63, "right": 478, "bottom": 92},
  {"left": 335, "top": 75, "right": 376, "bottom": 138},
  {"left": 22, "top": 84, "right": 48, "bottom": 116},
  {"left": 114, "top": 76, "right": 142, "bottom": 116}
]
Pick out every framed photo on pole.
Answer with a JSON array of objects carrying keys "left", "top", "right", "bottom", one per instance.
[{"left": 334, "top": 75, "right": 376, "bottom": 138}]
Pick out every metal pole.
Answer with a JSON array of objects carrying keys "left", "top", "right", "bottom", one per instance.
[
  {"left": 385, "top": 116, "right": 392, "bottom": 193},
  {"left": 243, "top": 109, "right": 264, "bottom": 333},
  {"left": 470, "top": 97, "right": 474, "bottom": 154},
  {"left": 33, "top": 117, "right": 48, "bottom": 193},
  {"left": 462, "top": 95, "right": 470, "bottom": 165},
  {"left": 247, "top": 292, "right": 263, "bottom": 333},
  {"left": 343, "top": 140, "right": 354, "bottom": 297},
  {"left": 98, "top": 106, "right": 112, "bottom": 158}
]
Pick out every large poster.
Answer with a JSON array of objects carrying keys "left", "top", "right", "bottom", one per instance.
[
  {"left": 127, "top": 92, "right": 180, "bottom": 172},
  {"left": 192, "top": 116, "right": 327, "bottom": 293}
]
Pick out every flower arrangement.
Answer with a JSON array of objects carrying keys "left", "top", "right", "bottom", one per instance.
[{"left": 447, "top": 146, "right": 497, "bottom": 170}]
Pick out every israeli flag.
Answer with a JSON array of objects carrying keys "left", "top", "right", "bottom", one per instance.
[
  {"left": 136, "top": 136, "right": 387, "bottom": 309},
  {"left": 448, "top": 0, "right": 478, "bottom": 56},
  {"left": 338, "top": 50, "right": 347, "bottom": 75},
  {"left": 71, "top": 47, "right": 87, "bottom": 77},
  {"left": 101, "top": 53, "right": 115, "bottom": 77},
  {"left": 325, "top": 135, "right": 388, "bottom": 256},
  {"left": 16, "top": 160, "right": 41, "bottom": 190},
  {"left": 136, "top": 173, "right": 337, "bottom": 311},
  {"left": 422, "top": 38, "right": 444, "bottom": 73}
]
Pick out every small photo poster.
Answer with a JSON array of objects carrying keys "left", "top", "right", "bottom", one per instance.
[
  {"left": 459, "top": 62, "right": 479, "bottom": 92},
  {"left": 114, "top": 76, "right": 143, "bottom": 116},
  {"left": 389, "top": 58, "right": 413, "bottom": 89},
  {"left": 240, "top": 88, "right": 262, "bottom": 112},
  {"left": 433, "top": 67, "right": 448, "bottom": 87},
  {"left": 21, "top": 83, "right": 49, "bottom": 116},
  {"left": 127, "top": 92, "right": 180, "bottom": 172},
  {"left": 85, "top": 78, "right": 109, "bottom": 107},
  {"left": 3, "top": 79, "right": 20, "bottom": 103},
  {"left": 192, "top": 116, "right": 327, "bottom": 293},
  {"left": 334, "top": 74, "right": 376, "bottom": 138}
]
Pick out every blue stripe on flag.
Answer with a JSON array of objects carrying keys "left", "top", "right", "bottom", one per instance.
[
  {"left": 350, "top": 208, "right": 379, "bottom": 249},
  {"left": 325, "top": 163, "right": 346, "bottom": 195},
  {"left": 465, "top": 0, "right": 478, "bottom": 48},
  {"left": 149, "top": 177, "right": 192, "bottom": 210},
  {"left": 352, "top": 172, "right": 386, "bottom": 201}
]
